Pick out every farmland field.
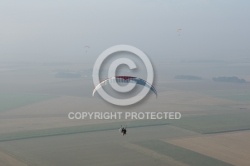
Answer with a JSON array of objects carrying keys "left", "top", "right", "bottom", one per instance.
[
  {"left": 170, "top": 110, "right": 250, "bottom": 134},
  {"left": 0, "top": 93, "right": 57, "bottom": 112},
  {"left": 1, "top": 1, "right": 250, "bottom": 165},
  {"left": 0, "top": 63, "right": 249, "bottom": 165},
  {"left": 168, "top": 131, "right": 250, "bottom": 166},
  {"left": 135, "top": 140, "right": 232, "bottom": 166}
]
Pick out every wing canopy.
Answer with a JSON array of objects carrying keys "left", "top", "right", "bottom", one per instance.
[{"left": 92, "top": 76, "right": 157, "bottom": 97}]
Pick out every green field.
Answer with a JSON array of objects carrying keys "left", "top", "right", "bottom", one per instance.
[
  {"left": 0, "top": 119, "right": 169, "bottom": 142},
  {"left": 170, "top": 111, "right": 250, "bottom": 134},
  {"left": 218, "top": 93, "right": 250, "bottom": 102},
  {"left": 136, "top": 140, "right": 233, "bottom": 166},
  {"left": 0, "top": 93, "right": 57, "bottom": 112},
  {"left": 204, "top": 89, "right": 250, "bottom": 102},
  {"left": 2, "top": 109, "right": 250, "bottom": 141}
]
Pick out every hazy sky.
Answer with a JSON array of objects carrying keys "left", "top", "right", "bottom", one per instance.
[{"left": 1, "top": 0, "right": 250, "bottom": 63}]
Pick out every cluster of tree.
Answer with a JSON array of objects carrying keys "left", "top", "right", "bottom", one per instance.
[
  {"left": 213, "top": 76, "right": 246, "bottom": 83},
  {"left": 174, "top": 75, "right": 247, "bottom": 83},
  {"left": 174, "top": 75, "right": 202, "bottom": 80}
]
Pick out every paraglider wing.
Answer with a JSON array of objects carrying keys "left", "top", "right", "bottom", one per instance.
[
  {"left": 177, "top": 28, "right": 182, "bottom": 36},
  {"left": 92, "top": 78, "right": 110, "bottom": 96},
  {"left": 84, "top": 45, "right": 90, "bottom": 53},
  {"left": 92, "top": 76, "right": 157, "bottom": 97}
]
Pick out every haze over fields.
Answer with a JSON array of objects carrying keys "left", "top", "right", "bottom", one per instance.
[{"left": 0, "top": 0, "right": 250, "bottom": 165}]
